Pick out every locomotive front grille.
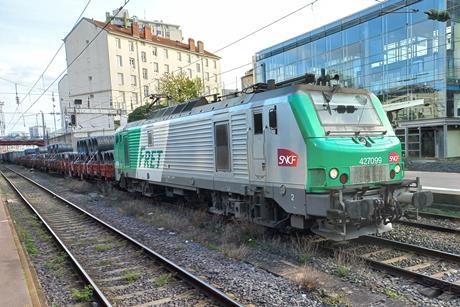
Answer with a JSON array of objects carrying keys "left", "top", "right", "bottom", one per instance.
[{"left": 350, "top": 164, "right": 389, "bottom": 184}]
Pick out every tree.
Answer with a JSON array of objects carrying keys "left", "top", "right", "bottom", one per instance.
[
  {"left": 158, "top": 72, "right": 203, "bottom": 104},
  {"left": 127, "top": 73, "right": 203, "bottom": 123},
  {"left": 128, "top": 103, "right": 163, "bottom": 123}
]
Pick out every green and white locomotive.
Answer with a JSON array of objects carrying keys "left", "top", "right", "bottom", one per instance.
[{"left": 114, "top": 79, "right": 432, "bottom": 240}]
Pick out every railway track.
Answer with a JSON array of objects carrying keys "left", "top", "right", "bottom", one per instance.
[
  {"left": 330, "top": 235, "right": 460, "bottom": 294},
  {"left": 1, "top": 167, "right": 242, "bottom": 307},
  {"left": 397, "top": 211, "right": 460, "bottom": 235}
]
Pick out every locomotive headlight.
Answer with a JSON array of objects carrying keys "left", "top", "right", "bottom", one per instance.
[
  {"left": 394, "top": 164, "right": 401, "bottom": 173},
  {"left": 329, "top": 168, "right": 339, "bottom": 179}
]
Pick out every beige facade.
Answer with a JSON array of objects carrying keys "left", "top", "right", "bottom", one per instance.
[{"left": 58, "top": 18, "right": 221, "bottom": 131}]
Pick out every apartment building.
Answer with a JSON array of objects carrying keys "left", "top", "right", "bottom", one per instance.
[
  {"left": 58, "top": 17, "right": 221, "bottom": 131},
  {"left": 106, "top": 9, "right": 183, "bottom": 41}
]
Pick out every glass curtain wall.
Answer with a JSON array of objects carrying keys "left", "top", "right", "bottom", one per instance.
[{"left": 255, "top": 0, "right": 449, "bottom": 121}]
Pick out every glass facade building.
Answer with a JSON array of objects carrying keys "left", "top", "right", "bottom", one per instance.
[{"left": 255, "top": 0, "right": 460, "bottom": 158}]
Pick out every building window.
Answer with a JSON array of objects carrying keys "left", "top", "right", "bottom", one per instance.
[
  {"left": 196, "top": 63, "right": 201, "bottom": 73},
  {"left": 213, "top": 60, "right": 217, "bottom": 69},
  {"left": 205, "top": 72, "right": 209, "bottom": 81},
  {"left": 164, "top": 49, "right": 168, "bottom": 59},
  {"left": 177, "top": 52, "right": 182, "bottom": 61},
  {"left": 214, "top": 74, "right": 218, "bottom": 82},
  {"left": 131, "top": 92, "right": 138, "bottom": 105},
  {"left": 153, "top": 62, "right": 159, "bottom": 72},
  {"left": 205, "top": 86, "right": 210, "bottom": 94},
  {"left": 165, "top": 31, "right": 170, "bottom": 38},
  {"left": 115, "top": 38, "right": 121, "bottom": 49},
  {"left": 164, "top": 64, "right": 169, "bottom": 73},
  {"left": 143, "top": 85, "right": 149, "bottom": 98},
  {"left": 157, "top": 30, "right": 162, "bottom": 36},
  {"left": 152, "top": 47, "right": 157, "bottom": 56},
  {"left": 205, "top": 58, "right": 208, "bottom": 67},
  {"left": 142, "top": 68, "right": 148, "bottom": 79},
  {"left": 129, "top": 57, "right": 135, "bottom": 69},
  {"left": 117, "top": 73, "right": 124, "bottom": 85},
  {"left": 187, "top": 54, "right": 191, "bottom": 63},
  {"left": 116, "top": 55, "right": 123, "bottom": 67},
  {"left": 118, "top": 91, "right": 125, "bottom": 108},
  {"left": 155, "top": 79, "right": 160, "bottom": 90},
  {"left": 188, "top": 69, "right": 192, "bottom": 78},
  {"left": 141, "top": 51, "right": 147, "bottom": 62},
  {"left": 129, "top": 41, "right": 134, "bottom": 51},
  {"left": 131, "top": 75, "right": 137, "bottom": 86}
]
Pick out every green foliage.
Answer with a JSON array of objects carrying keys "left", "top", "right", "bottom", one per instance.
[
  {"left": 95, "top": 244, "right": 113, "bottom": 252},
  {"left": 334, "top": 265, "right": 349, "bottom": 278},
  {"left": 298, "top": 254, "right": 309, "bottom": 264},
  {"left": 122, "top": 270, "right": 141, "bottom": 283},
  {"left": 18, "top": 227, "right": 38, "bottom": 256},
  {"left": 127, "top": 72, "right": 202, "bottom": 123},
  {"left": 205, "top": 242, "right": 222, "bottom": 252},
  {"left": 384, "top": 288, "right": 399, "bottom": 298},
  {"left": 128, "top": 104, "right": 151, "bottom": 123},
  {"left": 44, "top": 253, "right": 68, "bottom": 269},
  {"left": 71, "top": 285, "right": 93, "bottom": 302},
  {"left": 154, "top": 273, "right": 173, "bottom": 287},
  {"left": 159, "top": 72, "right": 203, "bottom": 104}
]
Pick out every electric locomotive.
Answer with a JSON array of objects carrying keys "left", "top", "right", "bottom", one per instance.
[{"left": 116, "top": 77, "right": 430, "bottom": 240}]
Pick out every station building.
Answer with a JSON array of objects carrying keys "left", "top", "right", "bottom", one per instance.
[{"left": 254, "top": 0, "right": 460, "bottom": 158}]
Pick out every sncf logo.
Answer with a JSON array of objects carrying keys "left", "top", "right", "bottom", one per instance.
[{"left": 278, "top": 149, "right": 299, "bottom": 167}]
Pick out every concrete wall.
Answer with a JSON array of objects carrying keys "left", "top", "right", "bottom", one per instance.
[
  {"left": 447, "top": 128, "right": 460, "bottom": 158},
  {"left": 65, "top": 19, "right": 112, "bottom": 109}
]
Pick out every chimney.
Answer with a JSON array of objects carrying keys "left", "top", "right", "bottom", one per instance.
[
  {"left": 188, "top": 38, "right": 196, "bottom": 52},
  {"left": 144, "top": 25, "right": 152, "bottom": 40},
  {"left": 197, "top": 41, "right": 204, "bottom": 53},
  {"left": 132, "top": 21, "right": 139, "bottom": 37}
]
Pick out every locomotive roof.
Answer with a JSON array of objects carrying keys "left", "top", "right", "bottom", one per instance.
[{"left": 121, "top": 84, "right": 371, "bottom": 130}]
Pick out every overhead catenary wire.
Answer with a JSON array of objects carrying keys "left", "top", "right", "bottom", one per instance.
[
  {"left": 6, "top": 0, "right": 92, "bottom": 130},
  {"left": 142, "top": 0, "right": 321, "bottom": 90},
  {"left": 10, "top": 0, "right": 131, "bottom": 132}
]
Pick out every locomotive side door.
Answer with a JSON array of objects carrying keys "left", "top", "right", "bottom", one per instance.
[{"left": 252, "top": 109, "right": 266, "bottom": 180}]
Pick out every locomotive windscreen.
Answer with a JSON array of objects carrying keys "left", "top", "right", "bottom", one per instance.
[{"left": 310, "top": 91, "right": 384, "bottom": 133}]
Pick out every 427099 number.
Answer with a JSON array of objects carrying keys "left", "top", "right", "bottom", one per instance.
[{"left": 359, "top": 157, "right": 383, "bottom": 165}]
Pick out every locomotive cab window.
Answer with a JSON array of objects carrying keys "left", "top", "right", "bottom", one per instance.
[
  {"left": 253, "top": 113, "right": 263, "bottom": 134},
  {"left": 214, "top": 122, "right": 231, "bottom": 172},
  {"left": 269, "top": 107, "right": 277, "bottom": 132},
  {"left": 147, "top": 130, "right": 154, "bottom": 146}
]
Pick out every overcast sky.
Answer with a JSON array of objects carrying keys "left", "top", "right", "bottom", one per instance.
[{"left": 0, "top": 0, "right": 380, "bottom": 134}]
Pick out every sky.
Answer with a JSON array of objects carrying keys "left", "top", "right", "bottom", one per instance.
[{"left": 0, "top": 0, "right": 381, "bottom": 135}]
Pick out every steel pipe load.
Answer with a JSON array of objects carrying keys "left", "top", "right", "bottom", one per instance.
[
  {"left": 47, "top": 143, "right": 73, "bottom": 154},
  {"left": 92, "top": 136, "right": 115, "bottom": 153},
  {"left": 77, "top": 138, "right": 91, "bottom": 154},
  {"left": 35, "top": 147, "right": 48, "bottom": 154}
]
